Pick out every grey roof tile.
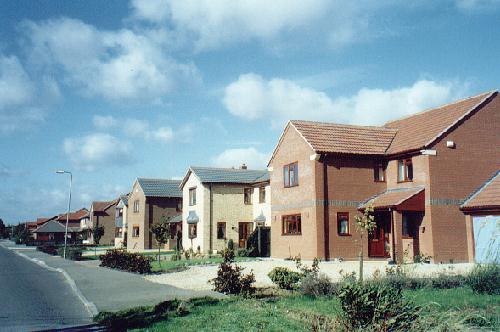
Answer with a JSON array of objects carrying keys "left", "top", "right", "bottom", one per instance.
[
  {"left": 137, "top": 178, "right": 182, "bottom": 198},
  {"left": 190, "top": 166, "right": 269, "bottom": 184}
]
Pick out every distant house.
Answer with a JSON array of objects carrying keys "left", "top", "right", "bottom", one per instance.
[
  {"left": 115, "top": 194, "right": 129, "bottom": 248},
  {"left": 268, "top": 90, "right": 500, "bottom": 263},
  {"left": 28, "top": 216, "right": 57, "bottom": 239},
  {"left": 461, "top": 170, "right": 500, "bottom": 263},
  {"left": 179, "top": 165, "right": 270, "bottom": 254},
  {"left": 33, "top": 220, "right": 80, "bottom": 244},
  {"left": 88, "top": 200, "right": 118, "bottom": 245},
  {"left": 126, "top": 178, "right": 183, "bottom": 251},
  {"left": 56, "top": 208, "right": 89, "bottom": 229}
]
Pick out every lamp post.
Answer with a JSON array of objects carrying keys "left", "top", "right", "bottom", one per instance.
[{"left": 56, "top": 170, "right": 72, "bottom": 259}]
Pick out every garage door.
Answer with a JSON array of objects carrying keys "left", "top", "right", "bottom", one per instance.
[{"left": 473, "top": 215, "right": 500, "bottom": 263}]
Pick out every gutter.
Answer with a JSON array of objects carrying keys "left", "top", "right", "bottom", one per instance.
[
  {"left": 209, "top": 183, "right": 213, "bottom": 252},
  {"left": 322, "top": 154, "right": 330, "bottom": 260}
]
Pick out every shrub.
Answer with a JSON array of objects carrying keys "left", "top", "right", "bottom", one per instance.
[
  {"left": 236, "top": 248, "right": 252, "bottom": 257},
  {"left": 466, "top": 264, "right": 500, "bottom": 294},
  {"left": 337, "top": 281, "right": 420, "bottom": 330},
  {"left": 37, "top": 245, "right": 60, "bottom": 256},
  {"left": 210, "top": 249, "right": 255, "bottom": 296},
  {"left": 57, "top": 246, "right": 83, "bottom": 260},
  {"left": 268, "top": 267, "right": 302, "bottom": 290},
  {"left": 227, "top": 239, "right": 235, "bottom": 251},
  {"left": 100, "top": 250, "right": 152, "bottom": 274},
  {"left": 300, "top": 273, "right": 337, "bottom": 297},
  {"left": 430, "top": 273, "right": 466, "bottom": 289}
]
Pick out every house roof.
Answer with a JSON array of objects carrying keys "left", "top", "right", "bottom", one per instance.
[
  {"left": 119, "top": 194, "right": 129, "bottom": 206},
  {"left": 36, "top": 216, "right": 57, "bottom": 226},
  {"left": 384, "top": 91, "right": 497, "bottom": 155},
  {"left": 34, "top": 220, "right": 80, "bottom": 233},
  {"left": 91, "top": 200, "right": 118, "bottom": 212},
  {"left": 136, "top": 178, "right": 182, "bottom": 198},
  {"left": 56, "top": 208, "right": 88, "bottom": 222},
  {"left": 291, "top": 120, "right": 398, "bottom": 155},
  {"left": 180, "top": 166, "right": 270, "bottom": 189},
  {"left": 461, "top": 170, "right": 500, "bottom": 212},
  {"left": 269, "top": 90, "right": 497, "bottom": 163},
  {"left": 359, "top": 187, "right": 425, "bottom": 210}
]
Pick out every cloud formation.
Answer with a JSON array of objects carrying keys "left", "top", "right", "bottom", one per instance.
[
  {"left": 212, "top": 147, "right": 269, "bottom": 169},
  {"left": 223, "top": 73, "right": 467, "bottom": 127},
  {"left": 63, "top": 133, "right": 134, "bottom": 171}
]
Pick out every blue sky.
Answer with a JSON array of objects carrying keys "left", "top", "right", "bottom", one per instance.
[{"left": 0, "top": 0, "right": 499, "bottom": 224}]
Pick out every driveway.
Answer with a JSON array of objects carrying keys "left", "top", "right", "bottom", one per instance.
[{"left": 0, "top": 241, "right": 220, "bottom": 314}]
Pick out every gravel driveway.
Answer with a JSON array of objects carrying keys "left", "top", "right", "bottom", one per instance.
[{"left": 145, "top": 258, "right": 475, "bottom": 291}]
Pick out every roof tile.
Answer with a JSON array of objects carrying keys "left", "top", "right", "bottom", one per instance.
[
  {"left": 461, "top": 170, "right": 500, "bottom": 210},
  {"left": 137, "top": 178, "right": 182, "bottom": 198}
]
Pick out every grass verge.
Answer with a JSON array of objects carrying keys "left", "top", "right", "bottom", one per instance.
[{"left": 150, "top": 257, "right": 259, "bottom": 273}]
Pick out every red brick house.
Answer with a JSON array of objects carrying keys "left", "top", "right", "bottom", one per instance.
[{"left": 269, "top": 90, "right": 500, "bottom": 263}]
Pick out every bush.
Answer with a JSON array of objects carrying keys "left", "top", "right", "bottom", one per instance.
[
  {"left": 57, "top": 246, "right": 83, "bottom": 260},
  {"left": 100, "top": 250, "right": 152, "bottom": 274},
  {"left": 236, "top": 248, "right": 252, "bottom": 257},
  {"left": 430, "top": 273, "right": 466, "bottom": 289},
  {"left": 337, "top": 281, "right": 420, "bottom": 330},
  {"left": 227, "top": 239, "right": 235, "bottom": 251},
  {"left": 300, "top": 273, "right": 337, "bottom": 297},
  {"left": 466, "top": 264, "right": 500, "bottom": 294},
  {"left": 210, "top": 249, "right": 255, "bottom": 296},
  {"left": 37, "top": 245, "right": 60, "bottom": 255},
  {"left": 268, "top": 267, "right": 302, "bottom": 290}
]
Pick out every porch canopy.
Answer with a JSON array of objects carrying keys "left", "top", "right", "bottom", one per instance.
[
  {"left": 359, "top": 187, "right": 425, "bottom": 211},
  {"left": 460, "top": 170, "right": 500, "bottom": 215}
]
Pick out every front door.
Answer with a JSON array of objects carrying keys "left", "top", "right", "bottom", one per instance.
[
  {"left": 238, "top": 222, "right": 253, "bottom": 248},
  {"left": 369, "top": 214, "right": 390, "bottom": 257}
]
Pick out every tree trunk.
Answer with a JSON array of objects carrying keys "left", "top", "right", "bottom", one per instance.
[
  {"left": 158, "top": 246, "right": 161, "bottom": 266},
  {"left": 359, "top": 233, "right": 364, "bottom": 282}
]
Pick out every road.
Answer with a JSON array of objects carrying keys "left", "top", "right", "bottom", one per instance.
[{"left": 0, "top": 245, "right": 93, "bottom": 331}]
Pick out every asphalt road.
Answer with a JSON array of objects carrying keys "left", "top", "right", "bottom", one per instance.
[{"left": 0, "top": 245, "right": 93, "bottom": 331}]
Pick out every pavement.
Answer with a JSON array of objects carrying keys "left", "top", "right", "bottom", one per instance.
[{"left": 0, "top": 240, "right": 220, "bottom": 317}]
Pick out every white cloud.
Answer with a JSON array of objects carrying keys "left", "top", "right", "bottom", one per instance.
[
  {"left": 212, "top": 147, "right": 269, "bottom": 169},
  {"left": 63, "top": 133, "right": 134, "bottom": 171},
  {"left": 22, "top": 17, "right": 200, "bottom": 101},
  {"left": 93, "top": 115, "right": 118, "bottom": 129},
  {"left": 131, "top": 0, "right": 387, "bottom": 50},
  {"left": 223, "top": 73, "right": 466, "bottom": 127},
  {"left": 124, "top": 118, "right": 150, "bottom": 137},
  {"left": 0, "top": 54, "right": 59, "bottom": 133}
]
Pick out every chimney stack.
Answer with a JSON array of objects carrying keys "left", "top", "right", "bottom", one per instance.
[{"left": 240, "top": 163, "right": 247, "bottom": 170}]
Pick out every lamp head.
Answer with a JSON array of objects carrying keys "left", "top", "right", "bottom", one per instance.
[{"left": 56, "top": 170, "right": 65, "bottom": 174}]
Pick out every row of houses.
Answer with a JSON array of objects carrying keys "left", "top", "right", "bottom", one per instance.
[{"left": 27, "top": 90, "right": 500, "bottom": 263}]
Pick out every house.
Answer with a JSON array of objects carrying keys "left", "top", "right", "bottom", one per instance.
[
  {"left": 179, "top": 165, "right": 271, "bottom": 254},
  {"left": 114, "top": 194, "right": 129, "bottom": 248},
  {"left": 33, "top": 220, "right": 80, "bottom": 244},
  {"left": 460, "top": 170, "right": 500, "bottom": 263},
  {"left": 269, "top": 90, "right": 500, "bottom": 263},
  {"left": 126, "top": 178, "right": 183, "bottom": 251},
  {"left": 56, "top": 208, "right": 89, "bottom": 229},
  {"left": 28, "top": 216, "right": 57, "bottom": 239},
  {"left": 88, "top": 199, "right": 118, "bottom": 245}
]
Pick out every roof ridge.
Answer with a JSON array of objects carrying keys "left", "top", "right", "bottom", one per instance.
[
  {"left": 137, "top": 177, "right": 181, "bottom": 182},
  {"left": 190, "top": 166, "right": 268, "bottom": 172},
  {"left": 461, "top": 169, "right": 500, "bottom": 207},
  {"left": 291, "top": 119, "right": 397, "bottom": 131},
  {"left": 384, "top": 90, "right": 497, "bottom": 126}
]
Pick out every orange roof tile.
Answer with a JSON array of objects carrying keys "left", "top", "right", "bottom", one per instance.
[
  {"left": 359, "top": 187, "right": 424, "bottom": 210},
  {"left": 56, "top": 208, "right": 89, "bottom": 221},
  {"left": 461, "top": 170, "right": 500, "bottom": 211},
  {"left": 385, "top": 91, "right": 496, "bottom": 155},
  {"left": 291, "top": 120, "right": 397, "bottom": 155},
  {"left": 92, "top": 200, "right": 118, "bottom": 212}
]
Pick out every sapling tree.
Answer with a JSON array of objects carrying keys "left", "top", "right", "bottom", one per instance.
[
  {"left": 150, "top": 220, "right": 171, "bottom": 266},
  {"left": 355, "top": 204, "right": 376, "bottom": 282},
  {"left": 92, "top": 225, "right": 105, "bottom": 257}
]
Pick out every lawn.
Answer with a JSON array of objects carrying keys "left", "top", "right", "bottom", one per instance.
[
  {"left": 150, "top": 256, "right": 259, "bottom": 273},
  {"left": 95, "top": 287, "right": 499, "bottom": 331}
]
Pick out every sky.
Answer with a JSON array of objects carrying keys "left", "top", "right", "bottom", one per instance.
[{"left": 0, "top": 0, "right": 499, "bottom": 224}]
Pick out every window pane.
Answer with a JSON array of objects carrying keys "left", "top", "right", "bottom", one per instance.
[
  {"left": 283, "top": 165, "right": 289, "bottom": 187},
  {"left": 398, "top": 160, "right": 405, "bottom": 181},
  {"left": 289, "top": 165, "right": 295, "bottom": 186},
  {"left": 294, "top": 163, "right": 298, "bottom": 186},
  {"left": 406, "top": 160, "right": 413, "bottom": 181}
]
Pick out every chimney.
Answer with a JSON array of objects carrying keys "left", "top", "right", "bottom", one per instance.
[{"left": 240, "top": 163, "right": 247, "bottom": 170}]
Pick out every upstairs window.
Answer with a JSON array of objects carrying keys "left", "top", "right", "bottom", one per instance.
[
  {"left": 283, "top": 162, "right": 299, "bottom": 188},
  {"left": 189, "top": 187, "right": 197, "bottom": 206},
  {"left": 244, "top": 188, "right": 253, "bottom": 205},
  {"left": 397, "top": 158, "right": 413, "bottom": 182},
  {"left": 133, "top": 200, "right": 139, "bottom": 213},
  {"left": 259, "top": 186, "right": 266, "bottom": 204},
  {"left": 337, "top": 212, "right": 350, "bottom": 235},
  {"left": 132, "top": 225, "right": 139, "bottom": 237},
  {"left": 282, "top": 214, "right": 301, "bottom": 235},
  {"left": 374, "top": 163, "right": 386, "bottom": 182}
]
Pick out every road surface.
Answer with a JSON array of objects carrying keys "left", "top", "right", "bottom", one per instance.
[{"left": 0, "top": 245, "right": 93, "bottom": 331}]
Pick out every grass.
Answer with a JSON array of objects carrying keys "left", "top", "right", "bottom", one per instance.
[
  {"left": 95, "top": 287, "right": 499, "bottom": 331},
  {"left": 150, "top": 256, "right": 259, "bottom": 273}
]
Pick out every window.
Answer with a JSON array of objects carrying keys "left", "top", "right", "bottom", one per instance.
[
  {"left": 244, "top": 188, "right": 253, "bottom": 205},
  {"left": 217, "top": 222, "right": 226, "bottom": 239},
  {"left": 397, "top": 158, "right": 413, "bottom": 182},
  {"left": 116, "top": 208, "right": 123, "bottom": 218},
  {"left": 374, "top": 163, "right": 386, "bottom": 182},
  {"left": 133, "top": 200, "right": 139, "bottom": 213},
  {"left": 259, "top": 186, "right": 266, "bottom": 203},
  {"left": 115, "top": 227, "right": 123, "bottom": 238},
  {"left": 188, "top": 224, "right": 197, "bottom": 239},
  {"left": 283, "top": 162, "right": 299, "bottom": 188},
  {"left": 337, "top": 212, "right": 350, "bottom": 235},
  {"left": 282, "top": 214, "right": 301, "bottom": 235},
  {"left": 132, "top": 225, "right": 139, "bottom": 237},
  {"left": 189, "top": 187, "right": 197, "bottom": 206}
]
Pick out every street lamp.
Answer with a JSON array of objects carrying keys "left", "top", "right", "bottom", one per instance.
[{"left": 56, "top": 170, "right": 72, "bottom": 259}]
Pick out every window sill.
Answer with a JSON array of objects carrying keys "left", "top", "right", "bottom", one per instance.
[
  {"left": 374, "top": 180, "right": 386, "bottom": 183},
  {"left": 282, "top": 233, "right": 302, "bottom": 236},
  {"left": 338, "top": 233, "right": 352, "bottom": 237},
  {"left": 397, "top": 180, "right": 413, "bottom": 183}
]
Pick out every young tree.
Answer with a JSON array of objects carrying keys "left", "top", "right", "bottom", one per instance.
[
  {"left": 355, "top": 204, "right": 376, "bottom": 282},
  {"left": 92, "top": 225, "right": 105, "bottom": 257},
  {"left": 150, "top": 221, "right": 171, "bottom": 266}
]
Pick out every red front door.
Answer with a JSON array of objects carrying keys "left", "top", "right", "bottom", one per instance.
[
  {"left": 238, "top": 222, "right": 253, "bottom": 248},
  {"left": 369, "top": 215, "right": 390, "bottom": 257}
]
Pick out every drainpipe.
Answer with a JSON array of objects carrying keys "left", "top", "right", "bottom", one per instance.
[
  {"left": 322, "top": 154, "right": 330, "bottom": 260},
  {"left": 209, "top": 183, "right": 213, "bottom": 252},
  {"left": 390, "top": 207, "right": 396, "bottom": 263}
]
